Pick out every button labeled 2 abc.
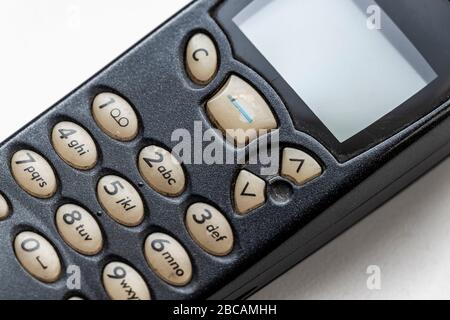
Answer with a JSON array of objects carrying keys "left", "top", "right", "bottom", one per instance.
[{"left": 138, "top": 146, "right": 186, "bottom": 197}]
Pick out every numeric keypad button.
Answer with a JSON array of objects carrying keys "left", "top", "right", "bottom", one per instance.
[
  {"left": 281, "top": 148, "right": 323, "bottom": 185},
  {"left": 56, "top": 204, "right": 103, "bottom": 256},
  {"left": 11, "top": 150, "right": 58, "bottom": 199},
  {"left": 14, "top": 231, "right": 61, "bottom": 283},
  {"left": 103, "top": 262, "right": 151, "bottom": 300},
  {"left": 138, "top": 146, "right": 186, "bottom": 197},
  {"left": 186, "top": 203, "right": 234, "bottom": 256},
  {"left": 52, "top": 122, "right": 98, "bottom": 170},
  {"left": 92, "top": 92, "right": 139, "bottom": 141},
  {"left": 97, "top": 176, "right": 145, "bottom": 227},
  {"left": 0, "top": 193, "right": 10, "bottom": 220},
  {"left": 144, "top": 233, "right": 192, "bottom": 286},
  {"left": 234, "top": 170, "right": 266, "bottom": 215}
]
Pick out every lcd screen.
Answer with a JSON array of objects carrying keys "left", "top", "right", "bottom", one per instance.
[{"left": 233, "top": 0, "right": 437, "bottom": 142}]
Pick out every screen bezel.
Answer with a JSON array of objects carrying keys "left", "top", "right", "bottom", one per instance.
[{"left": 215, "top": 0, "right": 450, "bottom": 162}]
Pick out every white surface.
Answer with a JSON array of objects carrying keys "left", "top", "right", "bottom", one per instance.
[
  {"left": 234, "top": 0, "right": 437, "bottom": 142},
  {"left": 1, "top": 0, "right": 450, "bottom": 300}
]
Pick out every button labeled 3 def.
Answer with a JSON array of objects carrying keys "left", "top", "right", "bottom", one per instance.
[
  {"left": 14, "top": 231, "right": 61, "bottom": 283},
  {"left": 92, "top": 92, "right": 139, "bottom": 141},
  {"left": 56, "top": 204, "right": 103, "bottom": 256},
  {"left": 52, "top": 122, "right": 98, "bottom": 170},
  {"left": 144, "top": 233, "right": 192, "bottom": 287},
  {"left": 138, "top": 146, "right": 186, "bottom": 197},
  {"left": 186, "top": 203, "right": 234, "bottom": 256},
  {"left": 11, "top": 150, "right": 58, "bottom": 199},
  {"left": 103, "top": 262, "right": 151, "bottom": 300},
  {"left": 186, "top": 33, "right": 218, "bottom": 84}
]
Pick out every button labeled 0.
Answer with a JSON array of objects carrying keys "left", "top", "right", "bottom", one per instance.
[
  {"left": 0, "top": 193, "right": 10, "bottom": 220},
  {"left": 103, "top": 262, "right": 151, "bottom": 300},
  {"left": 11, "top": 150, "right": 58, "bottom": 199},
  {"left": 186, "top": 33, "right": 218, "bottom": 84},
  {"left": 92, "top": 92, "right": 139, "bottom": 141},
  {"left": 186, "top": 203, "right": 234, "bottom": 256},
  {"left": 138, "top": 146, "right": 186, "bottom": 197},
  {"left": 56, "top": 204, "right": 103, "bottom": 256},
  {"left": 14, "top": 231, "right": 61, "bottom": 283},
  {"left": 97, "top": 175, "right": 145, "bottom": 227},
  {"left": 52, "top": 122, "right": 98, "bottom": 170},
  {"left": 144, "top": 233, "right": 192, "bottom": 286}
]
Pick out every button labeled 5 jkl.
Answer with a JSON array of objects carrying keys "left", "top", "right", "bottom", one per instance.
[
  {"left": 97, "top": 176, "right": 145, "bottom": 227},
  {"left": 138, "top": 146, "right": 186, "bottom": 197}
]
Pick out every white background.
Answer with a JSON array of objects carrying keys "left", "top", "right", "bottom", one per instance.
[{"left": 1, "top": 0, "right": 450, "bottom": 300}]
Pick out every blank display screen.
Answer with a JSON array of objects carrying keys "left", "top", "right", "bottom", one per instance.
[{"left": 233, "top": 0, "right": 437, "bottom": 142}]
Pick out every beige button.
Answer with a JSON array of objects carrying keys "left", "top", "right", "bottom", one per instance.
[
  {"left": 103, "top": 262, "right": 151, "bottom": 300},
  {"left": 56, "top": 204, "right": 103, "bottom": 256},
  {"left": 186, "top": 203, "right": 234, "bottom": 256},
  {"left": 97, "top": 175, "right": 144, "bottom": 227},
  {"left": 281, "top": 148, "right": 323, "bottom": 185},
  {"left": 68, "top": 297, "right": 84, "bottom": 300},
  {"left": 11, "top": 150, "right": 58, "bottom": 199},
  {"left": 234, "top": 170, "right": 266, "bottom": 215},
  {"left": 92, "top": 92, "right": 139, "bottom": 141},
  {"left": 206, "top": 75, "right": 277, "bottom": 146},
  {"left": 186, "top": 33, "right": 218, "bottom": 84},
  {"left": 14, "top": 231, "right": 61, "bottom": 283},
  {"left": 138, "top": 146, "right": 186, "bottom": 197},
  {"left": 144, "top": 233, "right": 192, "bottom": 286},
  {"left": 0, "top": 193, "right": 10, "bottom": 220},
  {"left": 51, "top": 122, "right": 98, "bottom": 170}
]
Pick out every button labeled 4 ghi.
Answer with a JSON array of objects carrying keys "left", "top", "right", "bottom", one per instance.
[
  {"left": 234, "top": 170, "right": 266, "bottom": 215},
  {"left": 281, "top": 148, "right": 323, "bottom": 185}
]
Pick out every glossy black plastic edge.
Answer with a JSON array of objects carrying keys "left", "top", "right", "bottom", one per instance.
[{"left": 215, "top": 0, "right": 450, "bottom": 162}]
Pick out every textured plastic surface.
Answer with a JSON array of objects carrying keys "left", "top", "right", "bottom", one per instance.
[{"left": 0, "top": 0, "right": 449, "bottom": 300}]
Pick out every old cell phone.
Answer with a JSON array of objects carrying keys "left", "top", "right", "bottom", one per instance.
[{"left": 0, "top": 0, "right": 449, "bottom": 300}]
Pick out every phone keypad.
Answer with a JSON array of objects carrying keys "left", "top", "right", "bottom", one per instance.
[
  {"left": 0, "top": 193, "right": 10, "bottom": 220},
  {"left": 138, "top": 145, "right": 186, "bottom": 197},
  {"left": 103, "top": 262, "right": 151, "bottom": 300},
  {"left": 234, "top": 170, "right": 267, "bottom": 215},
  {"left": 97, "top": 175, "right": 145, "bottom": 227},
  {"left": 4, "top": 26, "right": 329, "bottom": 299},
  {"left": 11, "top": 150, "right": 58, "bottom": 199},
  {"left": 55, "top": 204, "right": 103, "bottom": 256},
  {"left": 14, "top": 231, "right": 61, "bottom": 283},
  {"left": 186, "top": 203, "right": 234, "bottom": 257},
  {"left": 92, "top": 92, "right": 139, "bottom": 142},
  {"left": 206, "top": 75, "right": 278, "bottom": 146},
  {"left": 52, "top": 122, "right": 98, "bottom": 170},
  {"left": 186, "top": 33, "right": 218, "bottom": 84},
  {"left": 281, "top": 148, "right": 323, "bottom": 186},
  {"left": 144, "top": 233, "right": 193, "bottom": 287}
]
